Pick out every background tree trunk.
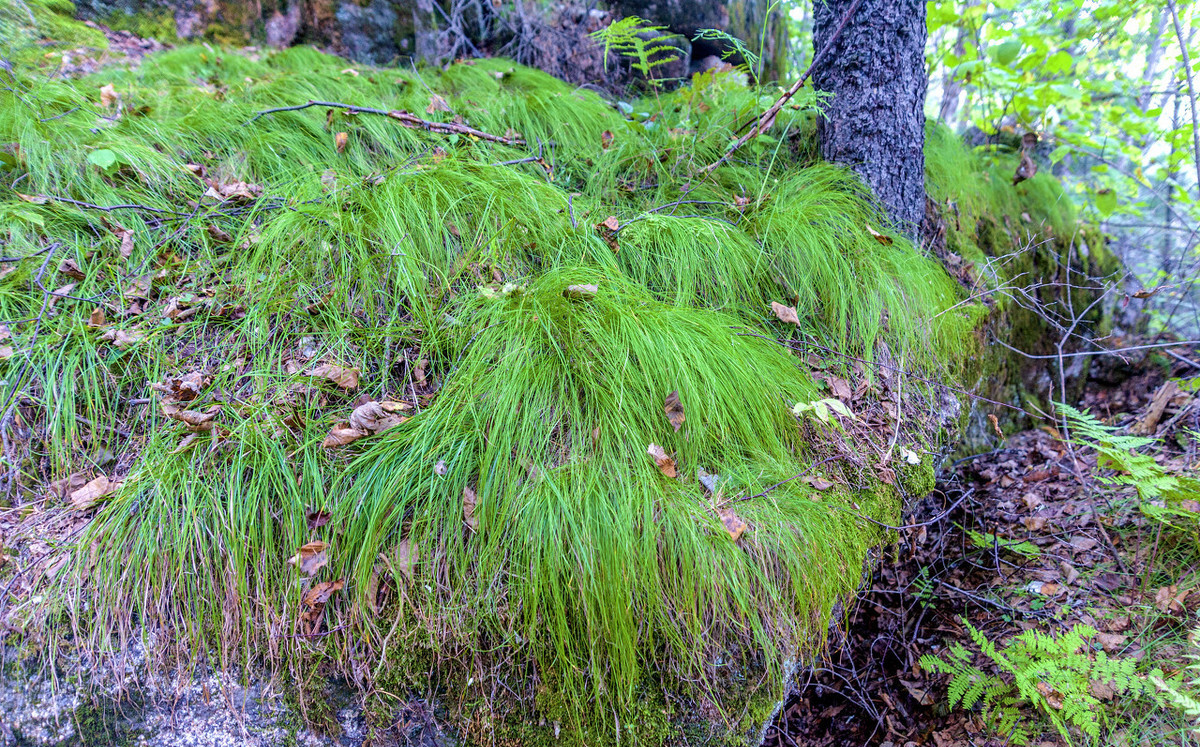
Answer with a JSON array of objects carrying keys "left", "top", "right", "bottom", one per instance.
[{"left": 813, "top": 0, "right": 928, "bottom": 234}]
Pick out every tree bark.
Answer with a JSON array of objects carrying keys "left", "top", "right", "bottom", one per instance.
[{"left": 813, "top": 0, "right": 928, "bottom": 234}]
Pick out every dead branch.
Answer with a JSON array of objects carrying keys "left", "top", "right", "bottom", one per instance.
[{"left": 246, "top": 100, "right": 525, "bottom": 146}]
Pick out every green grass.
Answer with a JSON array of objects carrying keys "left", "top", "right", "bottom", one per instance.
[{"left": 0, "top": 19, "right": 1070, "bottom": 743}]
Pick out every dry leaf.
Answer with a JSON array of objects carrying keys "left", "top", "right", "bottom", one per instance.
[
  {"left": 801, "top": 475, "right": 834, "bottom": 490},
  {"left": 1089, "top": 680, "right": 1116, "bottom": 701},
  {"left": 309, "top": 363, "right": 360, "bottom": 390},
  {"left": 287, "top": 540, "right": 329, "bottom": 575},
  {"left": 302, "top": 578, "right": 344, "bottom": 607},
  {"left": 1036, "top": 682, "right": 1064, "bottom": 710},
  {"left": 646, "top": 443, "right": 676, "bottom": 478},
  {"left": 822, "top": 375, "right": 852, "bottom": 402},
  {"left": 50, "top": 472, "right": 90, "bottom": 499},
  {"left": 434, "top": 459, "right": 448, "bottom": 476},
  {"left": 335, "top": 131, "right": 349, "bottom": 153},
  {"left": 988, "top": 413, "right": 1003, "bottom": 438},
  {"left": 563, "top": 284, "right": 598, "bottom": 300},
  {"left": 395, "top": 539, "right": 417, "bottom": 580},
  {"left": 151, "top": 371, "right": 206, "bottom": 402},
  {"left": 349, "top": 400, "right": 408, "bottom": 434},
  {"left": 119, "top": 229, "right": 134, "bottom": 259},
  {"left": 771, "top": 301, "right": 800, "bottom": 326},
  {"left": 206, "top": 224, "right": 233, "bottom": 243},
  {"left": 99, "top": 328, "right": 145, "bottom": 349},
  {"left": 70, "top": 474, "right": 119, "bottom": 510},
  {"left": 601, "top": 130, "right": 614, "bottom": 149},
  {"left": 322, "top": 424, "right": 366, "bottom": 448},
  {"left": 463, "top": 486, "right": 479, "bottom": 531},
  {"left": 716, "top": 507, "right": 747, "bottom": 541},
  {"left": 306, "top": 509, "right": 331, "bottom": 531},
  {"left": 426, "top": 94, "right": 451, "bottom": 114},
  {"left": 1095, "top": 632, "right": 1126, "bottom": 652},
  {"left": 99, "top": 83, "right": 118, "bottom": 108},
  {"left": 865, "top": 224, "right": 893, "bottom": 245},
  {"left": 59, "top": 258, "right": 85, "bottom": 279},
  {"left": 87, "top": 306, "right": 107, "bottom": 328},
  {"left": 663, "top": 390, "right": 685, "bottom": 432},
  {"left": 162, "top": 402, "right": 219, "bottom": 431},
  {"left": 17, "top": 192, "right": 48, "bottom": 204}
]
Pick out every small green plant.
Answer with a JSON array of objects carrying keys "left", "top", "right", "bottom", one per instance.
[
  {"left": 791, "top": 397, "right": 855, "bottom": 425},
  {"left": 1058, "top": 403, "right": 1200, "bottom": 528},
  {"left": 1151, "top": 624, "right": 1200, "bottom": 726},
  {"left": 692, "top": 28, "right": 761, "bottom": 84},
  {"left": 590, "top": 16, "right": 682, "bottom": 82},
  {"left": 965, "top": 528, "right": 1042, "bottom": 558},
  {"left": 921, "top": 620, "right": 1161, "bottom": 745}
]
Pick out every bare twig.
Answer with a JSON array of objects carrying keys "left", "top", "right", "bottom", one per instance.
[
  {"left": 246, "top": 100, "right": 524, "bottom": 146},
  {"left": 1167, "top": 0, "right": 1200, "bottom": 197},
  {"left": 733, "top": 455, "right": 845, "bottom": 503},
  {"left": 698, "top": 0, "right": 864, "bottom": 175}
]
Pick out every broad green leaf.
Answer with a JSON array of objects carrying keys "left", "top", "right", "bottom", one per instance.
[
  {"left": 87, "top": 149, "right": 119, "bottom": 171},
  {"left": 1095, "top": 189, "right": 1117, "bottom": 217}
]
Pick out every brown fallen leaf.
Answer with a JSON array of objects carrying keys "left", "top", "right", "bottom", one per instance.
[
  {"left": 601, "top": 130, "right": 614, "bottom": 149},
  {"left": 150, "top": 371, "right": 206, "bottom": 402},
  {"left": 771, "top": 301, "right": 800, "bottom": 326},
  {"left": 17, "top": 192, "right": 48, "bottom": 204},
  {"left": 434, "top": 458, "right": 448, "bottom": 476},
  {"left": 59, "top": 258, "right": 86, "bottom": 279},
  {"left": 716, "top": 506, "right": 747, "bottom": 541},
  {"left": 99, "top": 83, "right": 119, "bottom": 108},
  {"left": 426, "top": 94, "right": 451, "bottom": 114},
  {"left": 302, "top": 578, "right": 345, "bottom": 607},
  {"left": 463, "top": 486, "right": 479, "bottom": 531},
  {"left": 988, "top": 413, "right": 1003, "bottom": 438},
  {"left": 349, "top": 400, "right": 408, "bottom": 435},
  {"left": 119, "top": 229, "right": 134, "bottom": 259},
  {"left": 563, "top": 284, "right": 599, "bottom": 300},
  {"left": 820, "top": 374, "right": 852, "bottom": 402},
  {"left": 801, "top": 475, "right": 834, "bottom": 490},
  {"left": 335, "top": 131, "right": 349, "bottom": 153},
  {"left": 309, "top": 363, "right": 360, "bottom": 390},
  {"left": 1036, "top": 681, "right": 1064, "bottom": 710},
  {"left": 50, "top": 472, "right": 90, "bottom": 499},
  {"left": 87, "top": 306, "right": 107, "bottom": 328},
  {"left": 1089, "top": 679, "right": 1116, "bottom": 701},
  {"left": 865, "top": 223, "right": 893, "bottom": 245},
  {"left": 162, "top": 402, "right": 219, "bottom": 431},
  {"left": 99, "top": 328, "right": 145, "bottom": 349},
  {"left": 287, "top": 540, "right": 329, "bottom": 575},
  {"left": 647, "top": 443, "right": 676, "bottom": 478},
  {"left": 206, "top": 224, "right": 233, "bottom": 243},
  {"left": 1023, "top": 516, "right": 1047, "bottom": 531},
  {"left": 322, "top": 424, "right": 366, "bottom": 448},
  {"left": 306, "top": 509, "right": 331, "bottom": 531},
  {"left": 1155, "top": 585, "right": 1189, "bottom": 615},
  {"left": 1095, "top": 632, "right": 1126, "bottom": 652},
  {"left": 664, "top": 390, "right": 685, "bottom": 432},
  {"left": 70, "top": 474, "right": 119, "bottom": 510},
  {"left": 395, "top": 538, "right": 417, "bottom": 580}
]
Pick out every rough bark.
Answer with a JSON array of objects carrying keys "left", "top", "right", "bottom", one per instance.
[{"left": 813, "top": 0, "right": 928, "bottom": 234}]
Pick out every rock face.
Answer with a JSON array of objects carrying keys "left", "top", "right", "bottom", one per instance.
[
  {"left": 0, "top": 643, "right": 427, "bottom": 747},
  {"left": 69, "top": 0, "right": 782, "bottom": 85}
]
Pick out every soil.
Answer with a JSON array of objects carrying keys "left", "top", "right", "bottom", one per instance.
[{"left": 769, "top": 346, "right": 1199, "bottom": 747}]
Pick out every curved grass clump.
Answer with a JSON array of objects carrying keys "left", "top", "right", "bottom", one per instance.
[
  {"left": 334, "top": 269, "right": 893, "bottom": 724},
  {"left": 0, "top": 32, "right": 993, "bottom": 744}
]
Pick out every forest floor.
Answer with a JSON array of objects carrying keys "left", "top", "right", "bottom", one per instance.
[{"left": 771, "top": 346, "right": 1200, "bottom": 747}]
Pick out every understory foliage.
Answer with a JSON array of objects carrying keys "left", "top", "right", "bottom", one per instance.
[
  {"left": 0, "top": 10, "right": 1090, "bottom": 742},
  {"left": 921, "top": 621, "right": 1162, "bottom": 745}
]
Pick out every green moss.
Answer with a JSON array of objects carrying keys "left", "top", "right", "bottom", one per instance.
[{"left": 100, "top": 8, "right": 177, "bottom": 43}]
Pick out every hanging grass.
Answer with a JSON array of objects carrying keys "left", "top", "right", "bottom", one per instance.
[{"left": 0, "top": 23, "right": 1007, "bottom": 744}]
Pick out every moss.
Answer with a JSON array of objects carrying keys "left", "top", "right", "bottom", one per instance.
[{"left": 100, "top": 8, "right": 177, "bottom": 43}]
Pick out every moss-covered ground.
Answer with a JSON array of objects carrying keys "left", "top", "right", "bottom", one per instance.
[{"left": 0, "top": 6, "right": 1122, "bottom": 745}]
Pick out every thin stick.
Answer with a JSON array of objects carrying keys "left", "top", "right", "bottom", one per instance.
[
  {"left": 1167, "top": 0, "right": 1200, "bottom": 197},
  {"left": 246, "top": 100, "right": 524, "bottom": 146},
  {"left": 733, "top": 455, "right": 844, "bottom": 503},
  {"left": 698, "top": 0, "right": 864, "bottom": 176}
]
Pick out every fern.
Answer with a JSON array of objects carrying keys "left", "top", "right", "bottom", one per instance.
[
  {"left": 692, "top": 28, "right": 761, "bottom": 84},
  {"left": 590, "top": 17, "right": 682, "bottom": 82},
  {"left": 1151, "top": 623, "right": 1200, "bottom": 726},
  {"left": 922, "top": 620, "right": 1162, "bottom": 745},
  {"left": 1058, "top": 403, "right": 1197, "bottom": 527}
]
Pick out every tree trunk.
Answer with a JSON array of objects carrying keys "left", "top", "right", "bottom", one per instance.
[{"left": 813, "top": 0, "right": 928, "bottom": 234}]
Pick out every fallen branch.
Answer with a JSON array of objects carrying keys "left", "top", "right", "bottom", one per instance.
[
  {"left": 246, "top": 100, "right": 524, "bottom": 146},
  {"left": 698, "top": 0, "right": 864, "bottom": 176}
]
